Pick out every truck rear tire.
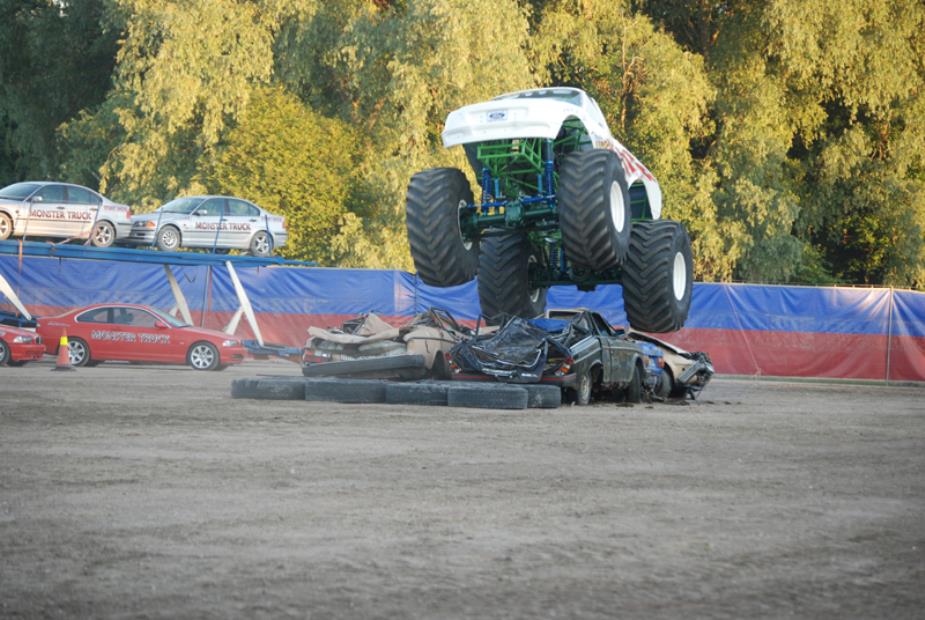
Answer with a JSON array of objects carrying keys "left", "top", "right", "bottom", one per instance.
[
  {"left": 622, "top": 220, "right": 693, "bottom": 333},
  {"left": 406, "top": 167, "right": 478, "bottom": 286},
  {"left": 477, "top": 233, "right": 547, "bottom": 324},
  {"left": 558, "top": 150, "right": 632, "bottom": 271}
]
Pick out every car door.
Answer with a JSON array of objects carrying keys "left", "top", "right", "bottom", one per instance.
[
  {"left": 116, "top": 307, "right": 174, "bottom": 362},
  {"left": 75, "top": 307, "right": 117, "bottom": 360},
  {"left": 225, "top": 199, "right": 260, "bottom": 250},
  {"left": 64, "top": 186, "right": 103, "bottom": 239},
  {"left": 184, "top": 198, "right": 226, "bottom": 248},
  {"left": 25, "top": 184, "right": 71, "bottom": 237}
]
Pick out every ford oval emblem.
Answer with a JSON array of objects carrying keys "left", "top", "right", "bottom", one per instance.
[{"left": 487, "top": 110, "right": 507, "bottom": 122}]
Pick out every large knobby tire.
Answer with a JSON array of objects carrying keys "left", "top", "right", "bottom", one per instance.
[
  {"left": 406, "top": 167, "right": 479, "bottom": 286},
  {"left": 89, "top": 221, "right": 116, "bottom": 248},
  {"left": 558, "top": 150, "right": 632, "bottom": 271},
  {"left": 156, "top": 225, "right": 181, "bottom": 252},
  {"left": 622, "top": 220, "right": 693, "bottom": 333},
  {"left": 68, "top": 337, "right": 91, "bottom": 367},
  {"left": 0, "top": 212, "right": 13, "bottom": 240},
  {"left": 477, "top": 233, "right": 547, "bottom": 324}
]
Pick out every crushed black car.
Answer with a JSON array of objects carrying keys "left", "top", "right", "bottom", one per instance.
[{"left": 447, "top": 310, "right": 666, "bottom": 405}]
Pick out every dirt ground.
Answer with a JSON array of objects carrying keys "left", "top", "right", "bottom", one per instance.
[{"left": 1, "top": 359, "right": 923, "bottom": 619}]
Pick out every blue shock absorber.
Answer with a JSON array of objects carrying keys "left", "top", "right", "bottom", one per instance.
[{"left": 480, "top": 167, "right": 492, "bottom": 213}]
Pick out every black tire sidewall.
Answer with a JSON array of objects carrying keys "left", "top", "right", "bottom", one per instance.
[
  {"left": 91, "top": 221, "right": 115, "bottom": 247},
  {"left": 0, "top": 339, "right": 9, "bottom": 365},
  {"left": 156, "top": 226, "right": 180, "bottom": 251},
  {"left": 405, "top": 168, "right": 478, "bottom": 286},
  {"left": 188, "top": 341, "right": 219, "bottom": 371},
  {"left": 69, "top": 337, "right": 91, "bottom": 367},
  {"left": 0, "top": 213, "right": 12, "bottom": 240},
  {"left": 250, "top": 231, "right": 273, "bottom": 257}
]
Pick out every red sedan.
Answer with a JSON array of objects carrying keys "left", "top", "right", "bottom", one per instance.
[
  {"left": 0, "top": 324, "right": 45, "bottom": 366},
  {"left": 37, "top": 304, "right": 246, "bottom": 370}
]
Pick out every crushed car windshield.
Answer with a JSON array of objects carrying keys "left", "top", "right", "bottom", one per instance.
[
  {"left": 159, "top": 197, "right": 205, "bottom": 214},
  {"left": 0, "top": 183, "right": 41, "bottom": 200}
]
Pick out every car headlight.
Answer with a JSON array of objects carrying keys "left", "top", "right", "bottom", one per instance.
[
  {"left": 12, "top": 335, "right": 32, "bottom": 343},
  {"left": 222, "top": 339, "right": 239, "bottom": 347}
]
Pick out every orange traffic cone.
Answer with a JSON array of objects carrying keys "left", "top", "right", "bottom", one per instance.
[{"left": 53, "top": 330, "right": 75, "bottom": 372}]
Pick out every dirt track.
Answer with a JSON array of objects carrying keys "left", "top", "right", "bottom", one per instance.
[{"left": 1, "top": 360, "right": 923, "bottom": 619}]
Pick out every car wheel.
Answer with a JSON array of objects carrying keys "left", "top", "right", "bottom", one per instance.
[
  {"left": 625, "top": 363, "right": 643, "bottom": 403},
  {"left": 188, "top": 341, "right": 220, "bottom": 371},
  {"left": 68, "top": 337, "right": 91, "bottom": 367},
  {"left": 0, "top": 339, "right": 10, "bottom": 365},
  {"left": 156, "top": 225, "right": 181, "bottom": 252},
  {"left": 89, "top": 221, "right": 116, "bottom": 248},
  {"left": 655, "top": 369, "right": 673, "bottom": 399},
  {"left": 0, "top": 212, "right": 12, "bottom": 240},
  {"left": 249, "top": 231, "right": 273, "bottom": 257},
  {"left": 576, "top": 369, "right": 592, "bottom": 406}
]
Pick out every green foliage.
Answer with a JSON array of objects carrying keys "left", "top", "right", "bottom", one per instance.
[
  {"left": 532, "top": 2, "right": 738, "bottom": 280},
  {"left": 5, "top": 0, "right": 925, "bottom": 288},
  {"left": 0, "top": 0, "right": 116, "bottom": 182},
  {"left": 208, "top": 86, "right": 356, "bottom": 264}
]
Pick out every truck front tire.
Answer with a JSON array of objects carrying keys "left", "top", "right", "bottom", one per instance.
[{"left": 406, "top": 168, "right": 479, "bottom": 287}]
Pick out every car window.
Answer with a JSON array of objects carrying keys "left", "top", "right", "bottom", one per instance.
[
  {"left": 110, "top": 307, "right": 158, "bottom": 327},
  {"left": 160, "top": 197, "right": 204, "bottom": 214},
  {"left": 227, "top": 199, "right": 259, "bottom": 217},
  {"left": 148, "top": 306, "right": 188, "bottom": 328},
  {"left": 591, "top": 313, "right": 616, "bottom": 336},
  {"left": 196, "top": 199, "right": 224, "bottom": 217},
  {"left": 65, "top": 186, "right": 101, "bottom": 205},
  {"left": 34, "top": 185, "right": 66, "bottom": 203},
  {"left": 76, "top": 308, "right": 110, "bottom": 324},
  {"left": 0, "top": 182, "right": 41, "bottom": 200}
]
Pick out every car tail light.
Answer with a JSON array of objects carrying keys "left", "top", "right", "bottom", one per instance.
[
  {"left": 302, "top": 349, "right": 330, "bottom": 364},
  {"left": 282, "top": 217, "right": 288, "bottom": 230},
  {"left": 555, "top": 356, "right": 574, "bottom": 376},
  {"left": 126, "top": 209, "right": 133, "bottom": 218}
]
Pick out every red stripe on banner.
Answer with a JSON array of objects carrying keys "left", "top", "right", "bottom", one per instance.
[
  {"left": 670, "top": 328, "right": 899, "bottom": 380},
  {"left": 888, "top": 335, "right": 925, "bottom": 382}
]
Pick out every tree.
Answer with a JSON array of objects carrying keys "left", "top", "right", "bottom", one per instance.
[
  {"left": 0, "top": 0, "right": 116, "bottom": 184},
  {"left": 208, "top": 86, "right": 357, "bottom": 264},
  {"left": 532, "top": 1, "right": 739, "bottom": 280}
]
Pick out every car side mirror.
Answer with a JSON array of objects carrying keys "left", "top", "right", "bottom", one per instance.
[
  {"left": 31, "top": 195, "right": 43, "bottom": 203},
  {"left": 155, "top": 322, "right": 169, "bottom": 330}
]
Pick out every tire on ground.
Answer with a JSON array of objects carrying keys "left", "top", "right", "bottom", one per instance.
[
  {"left": 446, "top": 385, "right": 528, "bottom": 410},
  {"left": 304, "top": 378, "right": 387, "bottom": 404},
  {"left": 385, "top": 382, "right": 449, "bottom": 406},
  {"left": 622, "top": 220, "right": 693, "bottom": 333},
  {"left": 558, "top": 150, "right": 632, "bottom": 271},
  {"left": 255, "top": 378, "right": 306, "bottom": 400},
  {"left": 301, "top": 354, "right": 426, "bottom": 378},
  {"left": 68, "top": 337, "right": 91, "bottom": 367},
  {"left": 406, "top": 167, "right": 478, "bottom": 286},
  {"left": 477, "top": 233, "right": 547, "bottom": 324},
  {"left": 625, "top": 363, "right": 643, "bottom": 403},
  {"left": 523, "top": 384, "right": 562, "bottom": 409},
  {"left": 231, "top": 378, "right": 260, "bottom": 399}
]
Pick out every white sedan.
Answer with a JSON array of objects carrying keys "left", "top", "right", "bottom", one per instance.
[
  {"left": 127, "top": 195, "right": 288, "bottom": 256},
  {"left": 0, "top": 181, "right": 133, "bottom": 247}
]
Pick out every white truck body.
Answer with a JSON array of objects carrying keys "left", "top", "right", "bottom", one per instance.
[{"left": 442, "top": 87, "right": 662, "bottom": 218}]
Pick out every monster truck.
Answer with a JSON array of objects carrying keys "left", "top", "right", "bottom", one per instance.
[{"left": 405, "top": 87, "right": 692, "bottom": 332}]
